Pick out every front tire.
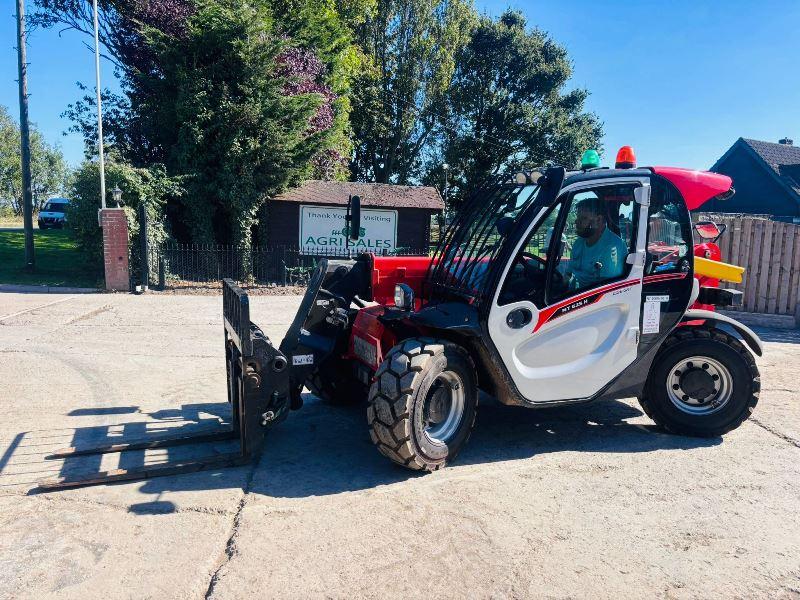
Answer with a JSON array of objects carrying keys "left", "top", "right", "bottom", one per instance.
[
  {"left": 367, "top": 338, "right": 478, "bottom": 471},
  {"left": 639, "top": 327, "right": 760, "bottom": 437}
]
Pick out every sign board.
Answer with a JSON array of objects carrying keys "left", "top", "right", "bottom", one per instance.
[{"left": 299, "top": 205, "right": 397, "bottom": 255}]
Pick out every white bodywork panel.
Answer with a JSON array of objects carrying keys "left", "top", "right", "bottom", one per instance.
[{"left": 488, "top": 178, "right": 651, "bottom": 403}]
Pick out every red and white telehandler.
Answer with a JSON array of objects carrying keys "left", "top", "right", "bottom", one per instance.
[{"left": 40, "top": 148, "right": 762, "bottom": 489}]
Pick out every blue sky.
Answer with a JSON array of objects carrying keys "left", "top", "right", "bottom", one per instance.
[{"left": 1, "top": 0, "right": 798, "bottom": 170}]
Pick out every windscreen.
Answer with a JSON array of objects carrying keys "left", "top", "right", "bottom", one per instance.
[
  {"left": 427, "top": 176, "right": 540, "bottom": 304},
  {"left": 43, "top": 202, "right": 66, "bottom": 213}
]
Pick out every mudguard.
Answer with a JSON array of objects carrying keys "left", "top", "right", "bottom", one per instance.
[{"left": 681, "top": 309, "right": 763, "bottom": 356}]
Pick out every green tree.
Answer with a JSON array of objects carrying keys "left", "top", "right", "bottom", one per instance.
[
  {"left": 36, "top": 0, "right": 363, "bottom": 249},
  {"left": 136, "top": 0, "right": 347, "bottom": 252},
  {"left": 68, "top": 158, "right": 179, "bottom": 274},
  {"left": 0, "top": 105, "right": 71, "bottom": 214},
  {"left": 350, "top": 0, "right": 475, "bottom": 183},
  {"left": 435, "top": 10, "right": 603, "bottom": 205}
]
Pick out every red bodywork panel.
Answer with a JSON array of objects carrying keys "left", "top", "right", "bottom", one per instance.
[
  {"left": 692, "top": 241, "right": 722, "bottom": 312},
  {"left": 371, "top": 255, "right": 432, "bottom": 309},
  {"left": 347, "top": 305, "right": 398, "bottom": 371},
  {"left": 651, "top": 167, "right": 732, "bottom": 211}
]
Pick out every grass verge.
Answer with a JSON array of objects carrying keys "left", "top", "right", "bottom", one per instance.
[
  {"left": 0, "top": 216, "right": 28, "bottom": 228},
  {"left": 0, "top": 229, "right": 102, "bottom": 288}
]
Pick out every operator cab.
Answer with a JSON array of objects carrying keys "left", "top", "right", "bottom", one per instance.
[{"left": 422, "top": 146, "right": 731, "bottom": 405}]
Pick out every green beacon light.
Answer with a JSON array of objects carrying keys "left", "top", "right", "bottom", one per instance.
[{"left": 580, "top": 149, "right": 601, "bottom": 170}]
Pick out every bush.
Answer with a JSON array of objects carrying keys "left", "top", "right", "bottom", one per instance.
[
  {"left": 67, "top": 159, "right": 183, "bottom": 280},
  {"left": 0, "top": 201, "right": 16, "bottom": 221}
]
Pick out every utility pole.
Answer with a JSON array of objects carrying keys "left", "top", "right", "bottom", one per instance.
[{"left": 15, "top": 0, "right": 35, "bottom": 270}]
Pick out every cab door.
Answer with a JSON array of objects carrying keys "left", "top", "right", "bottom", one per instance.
[{"left": 487, "top": 178, "right": 650, "bottom": 403}]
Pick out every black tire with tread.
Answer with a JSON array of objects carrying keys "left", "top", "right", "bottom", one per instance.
[
  {"left": 639, "top": 326, "right": 760, "bottom": 437},
  {"left": 367, "top": 338, "right": 478, "bottom": 471}
]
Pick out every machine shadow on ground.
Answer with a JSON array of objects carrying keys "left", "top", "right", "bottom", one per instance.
[
  {"left": 4, "top": 394, "right": 721, "bottom": 505},
  {"left": 0, "top": 402, "right": 234, "bottom": 491},
  {"left": 242, "top": 395, "right": 721, "bottom": 499},
  {"left": 748, "top": 326, "right": 800, "bottom": 344}
]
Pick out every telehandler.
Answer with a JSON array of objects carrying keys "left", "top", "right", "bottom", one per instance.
[{"left": 40, "top": 147, "right": 762, "bottom": 489}]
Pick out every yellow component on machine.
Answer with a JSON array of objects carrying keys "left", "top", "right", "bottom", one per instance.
[{"left": 694, "top": 256, "right": 745, "bottom": 283}]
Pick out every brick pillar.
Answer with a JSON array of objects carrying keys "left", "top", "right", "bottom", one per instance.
[{"left": 100, "top": 208, "right": 130, "bottom": 292}]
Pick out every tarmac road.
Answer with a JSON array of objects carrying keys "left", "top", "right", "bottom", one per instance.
[{"left": 0, "top": 292, "right": 798, "bottom": 599}]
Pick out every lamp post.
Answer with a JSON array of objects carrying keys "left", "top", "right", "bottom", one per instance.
[
  {"left": 111, "top": 186, "right": 122, "bottom": 208},
  {"left": 92, "top": 0, "right": 106, "bottom": 211},
  {"left": 442, "top": 163, "right": 449, "bottom": 202}
]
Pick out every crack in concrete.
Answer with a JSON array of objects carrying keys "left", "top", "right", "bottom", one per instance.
[
  {"left": 203, "top": 455, "right": 262, "bottom": 599},
  {"left": 750, "top": 417, "right": 800, "bottom": 449}
]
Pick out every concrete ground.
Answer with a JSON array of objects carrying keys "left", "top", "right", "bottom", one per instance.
[{"left": 0, "top": 292, "right": 798, "bottom": 600}]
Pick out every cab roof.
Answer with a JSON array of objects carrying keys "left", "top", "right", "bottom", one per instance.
[{"left": 562, "top": 166, "right": 733, "bottom": 211}]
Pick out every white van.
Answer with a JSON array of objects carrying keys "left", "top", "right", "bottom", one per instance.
[{"left": 38, "top": 198, "right": 70, "bottom": 229}]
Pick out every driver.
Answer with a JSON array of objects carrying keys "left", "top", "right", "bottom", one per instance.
[{"left": 562, "top": 197, "right": 628, "bottom": 289}]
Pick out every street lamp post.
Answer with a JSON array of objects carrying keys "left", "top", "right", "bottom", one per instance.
[
  {"left": 442, "top": 163, "right": 449, "bottom": 203},
  {"left": 111, "top": 186, "right": 122, "bottom": 208},
  {"left": 92, "top": 0, "right": 106, "bottom": 211}
]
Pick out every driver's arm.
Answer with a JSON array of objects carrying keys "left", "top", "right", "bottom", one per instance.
[
  {"left": 560, "top": 240, "right": 583, "bottom": 289},
  {"left": 597, "top": 239, "right": 626, "bottom": 280}
]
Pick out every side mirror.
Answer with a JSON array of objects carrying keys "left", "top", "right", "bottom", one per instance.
[{"left": 347, "top": 195, "right": 361, "bottom": 241}]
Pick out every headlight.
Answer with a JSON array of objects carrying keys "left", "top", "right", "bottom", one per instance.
[{"left": 394, "top": 284, "right": 414, "bottom": 311}]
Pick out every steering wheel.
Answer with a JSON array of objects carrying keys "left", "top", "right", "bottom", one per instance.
[
  {"left": 521, "top": 252, "right": 565, "bottom": 286},
  {"left": 521, "top": 251, "right": 546, "bottom": 273}
]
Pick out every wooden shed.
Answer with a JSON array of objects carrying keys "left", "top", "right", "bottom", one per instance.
[{"left": 260, "top": 180, "right": 444, "bottom": 254}]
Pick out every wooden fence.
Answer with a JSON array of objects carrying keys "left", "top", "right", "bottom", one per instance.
[{"left": 695, "top": 214, "right": 800, "bottom": 316}]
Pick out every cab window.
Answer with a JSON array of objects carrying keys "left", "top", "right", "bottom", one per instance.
[
  {"left": 497, "top": 183, "right": 638, "bottom": 307},
  {"left": 646, "top": 179, "right": 692, "bottom": 275},
  {"left": 547, "top": 184, "right": 637, "bottom": 303},
  {"left": 497, "top": 202, "right": 565, "bottom": 306}
]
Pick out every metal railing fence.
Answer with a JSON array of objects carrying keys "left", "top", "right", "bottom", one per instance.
[{"left": 144, "top": 243, "right": 433, "bottom": 289}]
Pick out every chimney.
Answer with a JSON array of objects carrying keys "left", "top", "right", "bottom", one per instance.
[{"left": 779, "top": 137, "right": 793, "bottom": 146}]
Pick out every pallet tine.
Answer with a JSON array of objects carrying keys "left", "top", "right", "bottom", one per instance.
[
  {"left": 45, "top": 428, "right": 238, "bottom": 459},
  {"left": 37, "top": 452, "right": 249, "bottom": 491}
]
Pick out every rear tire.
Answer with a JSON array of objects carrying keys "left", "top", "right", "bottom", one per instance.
[
  {"left": 367, "top": 338, "right": 478, "bottom": 471},
  {"left": 639, "top": 327, "right": 759, "bottom": 437}
]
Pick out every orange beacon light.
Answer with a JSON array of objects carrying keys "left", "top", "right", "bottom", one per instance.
[{"left": 615, "top": 146, "right": 636, "bottom": 169}]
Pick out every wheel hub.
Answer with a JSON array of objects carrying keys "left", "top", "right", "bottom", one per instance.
[
  {"left": 422, "top": 372, "right": 465, "bottom": 445},
  {"left": 666, "top": 356, "right": 733, "bottom": 415},
  {"left": 425, "top": 385, "right": 451, "bottom": 424},
  {"left": 679, "top": 368, "right": 715, "bottom": 400}
]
